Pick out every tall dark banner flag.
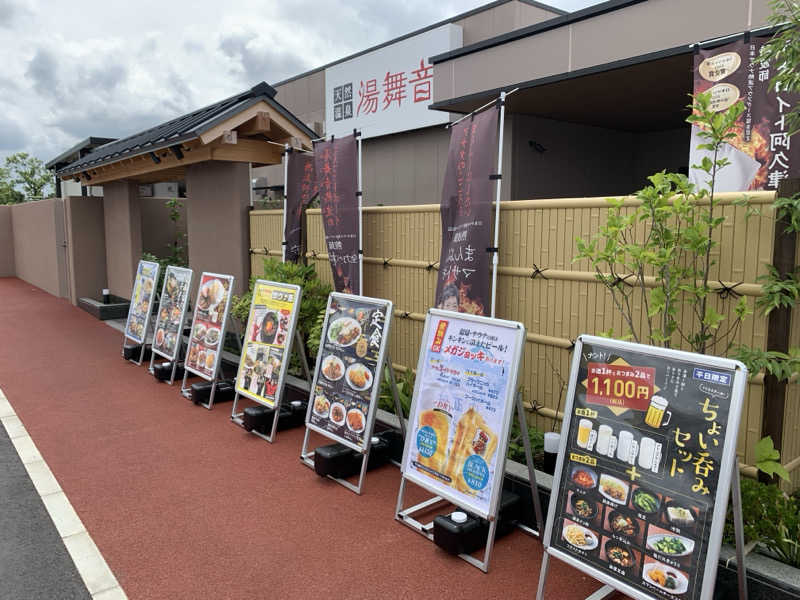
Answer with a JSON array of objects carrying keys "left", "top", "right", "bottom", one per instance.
[
  {"left": 285, "top": 152, "right": 316, "bottom": 262},
  {"left": 315, "top": 134, "right": 359, "bottom": 294},
  {"left": 434, "top": 107, "right": 498, "bottom": 316},
  {"left": 690, "top": 37, "right": 799, "bottom": 192}
]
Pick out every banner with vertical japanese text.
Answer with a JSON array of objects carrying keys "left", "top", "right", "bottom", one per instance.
[
  {"left": 689, "top": 37, "right": 799, "bottom": 192},
  {"left": 434, "top": 107, "right": 498, "bottom": 316},
  {"left": 285, "top": 152, "right": 316, "bottom": 263},
  {"left": 315, "top": 134, "right": 360, "bottom": 294}
]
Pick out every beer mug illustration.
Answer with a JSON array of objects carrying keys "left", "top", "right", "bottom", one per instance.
[
  {"left": 576, "top": 419, "right": 592, "bottom": 449},
  {"left": 645, "top": 395, "right": 672, "bottom": 428},
  {"left": 616, "top": 430, "right": 639, "bottom": 465},
  {"left": 596, "top": 424, "right": 613, "bottom": 456}
]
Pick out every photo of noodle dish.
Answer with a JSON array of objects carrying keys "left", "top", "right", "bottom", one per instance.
[
  {"left": 327, "top": 317, "right": 361, "bottom": 347},
  {"left": 561, "top": 521, "right": 598, "bottom": 550}
]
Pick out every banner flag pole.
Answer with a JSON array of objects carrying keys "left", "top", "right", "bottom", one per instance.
[
  {"left": 357, "top": 130, "right": 364, "bottom": 296},
  {"left": 490, "top": 91, "right": 506, "bottom": 318},
  {"left": 282, "top": 143, "right": 289, "bottom": 262}
]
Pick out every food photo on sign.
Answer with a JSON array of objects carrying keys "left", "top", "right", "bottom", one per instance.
[
  {"left": 125, "top": 260, "right": 158, "bottom": 342},
  {"left": 546, "top": 337, "right": 743, "bottom": 600},
  {"left": 309, "top": 295, "right": 389, "bottom": 448},
  {"left": 152, "top": 267, "right": 192, "bottom": 360},
  {"left": 185, "top": 274, "right": 232, "bottom": 379},
  {"left": 235, "top": 281, "right": 299, "bottom": 406}
]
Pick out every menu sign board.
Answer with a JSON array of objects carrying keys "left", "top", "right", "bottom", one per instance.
[
  {"left": 151, "top": 266, "right": 193, "bottom": 361},
  {"left": 185, "top": 272, "right": 234, "bottom": 381},
  {"left": 306, "top": 293, "right": 392, "bottom": 450},
  {"left": 543, "top": 335, "right": 746, "bottom": 600},
  {"left": 235, "top": 280, "right": 302, "bottom": 408},
  {"left": 124, "top": 260, "right": 160, "bottom": 344},
  {"left": 400, "top": 309, "right": 525, "bottom": 519}
]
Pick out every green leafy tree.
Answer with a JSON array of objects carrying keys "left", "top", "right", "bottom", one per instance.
[
  {"left": 759, "top": 0, "right": 800, "bottom": 136},
  {"left": 0, "top": 165, "right": 24, "bottom": 204},
  {"left": 3, "top": 152, "right": 53, "bottom": 200},
  {"left": 575, "top": 92, "right": 751, "bottom": 354}
]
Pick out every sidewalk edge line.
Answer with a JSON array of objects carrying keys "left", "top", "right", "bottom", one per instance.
[{"left": 0, "top": 388, "right": 128, "bottom": 600}]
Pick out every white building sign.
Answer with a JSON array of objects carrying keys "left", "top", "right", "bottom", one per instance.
[{"left": 325, "top": 23, "right": 462, "bottom": 140}]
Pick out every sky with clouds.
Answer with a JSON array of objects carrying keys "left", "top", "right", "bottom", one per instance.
[{"left": 0, "top": 0, "right": 600, "bottom": 164}]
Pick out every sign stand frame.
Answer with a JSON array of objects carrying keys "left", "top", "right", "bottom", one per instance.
[
  {"left": 231, "top": 328, "right": 311, "bottom": 443},
  {"left": 179, "top": 273, "right": 235, "bottom": 410},
  {"left": 299, "top": 352, "right": 400, "bottom": 496},
  {"left": 535, "top": 335, "right": 749, "bottom": 600},
  {"left": 147, "top": 266, "right": 194, "bottom": 384},
  {"left": 121, "top": 260, "right": 160, "bottom": 367},
  {"left": 394, "top": 388, "right": 543, "bottom": 573},
  {"left": 299, "top": 293, "right": 395, "bottom": 495},
  {"left": 535, "top": 461, "right": 749, "bottom": 600}
]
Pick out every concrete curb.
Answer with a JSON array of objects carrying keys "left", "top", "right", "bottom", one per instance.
[{"left": 0, "top": 388, "right": 127, "bottom": 600}]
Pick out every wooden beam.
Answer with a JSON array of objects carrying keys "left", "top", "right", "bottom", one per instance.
[
  {"left": 237, "top": 111, "right": 270, "bottom": 135},
  {"left": 210, "top": 137, "right": 282, "bottom": 165},
  {"left": 198, "top": 99, "right": 311, "bottom": 149},
  {"left": 199, "top": 101, "right": 272, "bottom": 145}
]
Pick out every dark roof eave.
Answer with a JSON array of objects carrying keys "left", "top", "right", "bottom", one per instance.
[
  {"left": 56, "top": 132, "right": 198, "bottom": 176},
  {"left": 46, "top": 136, "right": 117, "bottom": 170}
]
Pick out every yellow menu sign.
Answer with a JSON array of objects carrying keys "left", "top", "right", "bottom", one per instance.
[{"left": 235, "top": 281, "right": 302, "bottom": 408}]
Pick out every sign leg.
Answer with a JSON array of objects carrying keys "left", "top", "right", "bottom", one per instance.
[
  {"left": 295, "top": 329, "right": 311, "bottom": 383},
  {"left": 515, "top": 389, "right": 544, "bottom": 535},
  {"left": 385, "top": 354, "right": 405, "bottom": 440},
  {"left": 731, "top": 464, "right": 748, "bottom": 600},
  {"left": 536, "top": 552, "right": 550, "bottom": 600},
  {"left": 180, "top": 369, "right": 191, "bottom": 399}
]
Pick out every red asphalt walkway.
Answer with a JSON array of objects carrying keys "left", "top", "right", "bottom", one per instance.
[{"left": 0, "top": 277, "right": 614, "bottom": 599}]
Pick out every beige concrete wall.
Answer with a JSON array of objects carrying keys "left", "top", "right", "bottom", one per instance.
[
  {"left": 140, "top": 197, "right": 187, "bottom": 258},
  {"left": 185, "top": 161, "right": 251, "bottom": 296},
  {"left": 0, "top": 205, "right": 14, "bottom": 277},
  {"left": 103, "top": 181, "right": 142, "bottom": 299},
  {"left": 65, "top": 196, "right": 107, "bottom": 305},
  {"left": 9, "top": 199, "right": 62, "bottom": 296},
  {"left": 456, "top": 0, "right": 557, "bottom": 46},
  {"left": 434, "top": 0, "right": 772, "bottom": 102}
]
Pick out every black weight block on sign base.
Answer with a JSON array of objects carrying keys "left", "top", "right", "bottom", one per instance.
[
  {"left": 190, "top": 379, "right": 235, "bottom": 404},
  {"left": 314, "top": 443, "right": 362, "bottom": 479},
  {"left": 242, "top": 405, "right": 295, "bottom": 434},
  {"left": 123, "top": 343, "right": 151, "bottom": 361},
  {"left": 153, "top": 361, "right": 184, "bottom": 381},
  {"left": 433, "top": 490, "right": 522, "bottom": 555}
]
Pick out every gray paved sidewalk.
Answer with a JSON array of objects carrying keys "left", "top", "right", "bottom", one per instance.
[{"left": 0, "top": 425, "right": 90, "bottom": 600}]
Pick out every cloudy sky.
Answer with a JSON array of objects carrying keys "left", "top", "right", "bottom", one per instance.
[{"left": 0, "top": 0, "right": 599, "bottom": 164}]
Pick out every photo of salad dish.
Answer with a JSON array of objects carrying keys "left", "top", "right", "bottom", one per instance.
[
  {"left": 647, "top": 531, "right": 695, "bottom": 558},
  {"left": 327, "top": 317, "right": 362, "bottom": 347}
]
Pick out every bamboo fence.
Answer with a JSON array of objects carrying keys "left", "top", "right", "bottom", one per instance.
[{"left": 250, "top": 190, "right": 800, "bottom": 490}]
